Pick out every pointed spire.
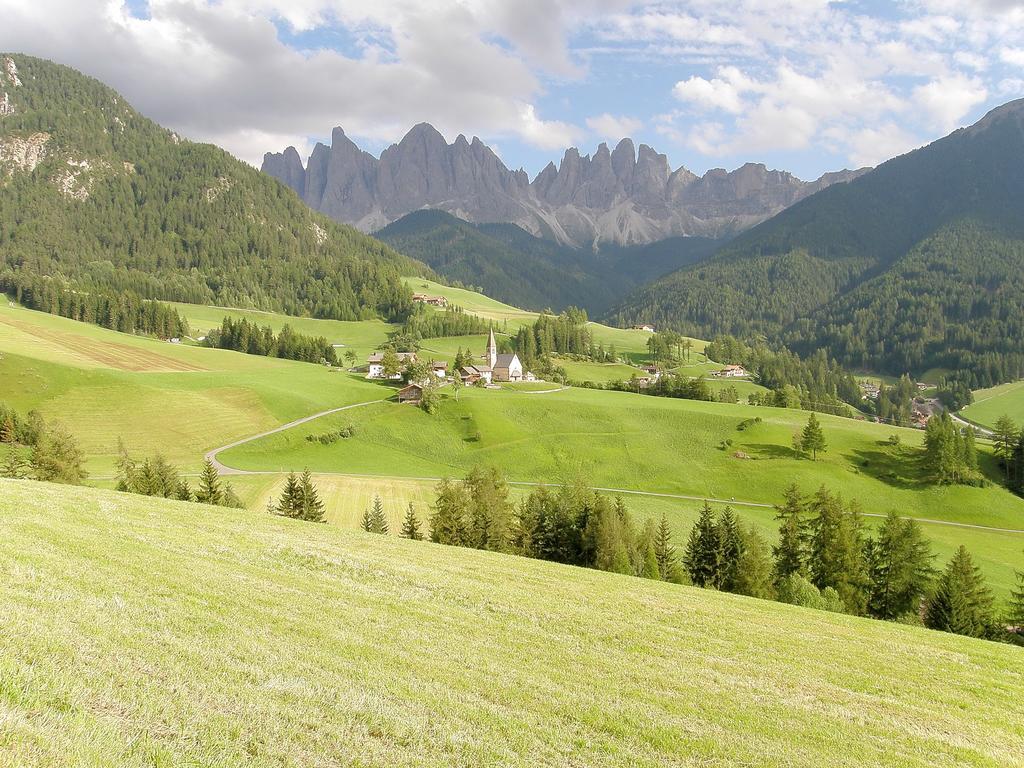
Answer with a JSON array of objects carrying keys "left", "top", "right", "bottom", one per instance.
[{"left": 487, "top": 327, "right": 497, "bottom": 368}]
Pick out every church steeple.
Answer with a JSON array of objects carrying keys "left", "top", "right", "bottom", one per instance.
[{"left": 486, "top": 327, "right": 497, "bottom": 368}]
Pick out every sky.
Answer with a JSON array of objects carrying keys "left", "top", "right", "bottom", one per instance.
[{"left": 1, "top": 0, "right": 1023, "bottom": 180}]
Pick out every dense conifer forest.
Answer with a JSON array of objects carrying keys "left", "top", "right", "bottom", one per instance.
[{"left": 0, "top": 54, "right": 423, "bottom": 324}]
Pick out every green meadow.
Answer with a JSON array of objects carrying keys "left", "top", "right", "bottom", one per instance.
[
  {"left": 1, "top": 479, "right": 1021, "bottom": 767},
  {"left": 3, "top": 296, "right": 1023, "bottom": 598},
  {"left": 962, "top": 379, "right": 1024, "bottom": 430}
]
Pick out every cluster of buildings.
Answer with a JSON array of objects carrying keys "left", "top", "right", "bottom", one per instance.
[
  {"left": 712, "top": 364, "right": 748, "bottom": 378},
  {"left": 411, "top": 293, "right": 448, "bottom": 307},
  {"left": 366, "top": 329, "right": 533, "bottom": 403}
]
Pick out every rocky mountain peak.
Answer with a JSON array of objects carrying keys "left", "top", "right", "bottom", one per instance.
[{"left": 262, "top": 121, "right": 869, "bottom": 247}]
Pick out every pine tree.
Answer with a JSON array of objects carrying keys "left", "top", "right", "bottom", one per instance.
[
  {"left": 400, "top": 503, "right": 423, "bottom": 540},
  {"left": 276, "top": 473, "right": 303, "bottom": 518},
  {"left": 992, "top": 415, "right": 1019, "bottom": 481},
  {"left": 734, "top": 525, "right": 776, "bottom": 600},
  {"left": 368, "top": 495, "right": 388, "bottom": 534},
  {"left": 1009, "top": 564, "right": 1024, "bottom": 629},
  {"left": 716, "top": 506, "right": 744, "bottom": 592},
  {"left": 174, "top": 479, "right": 192, "bottom": 502},
  {"left": 773, "top": 483, "right": 805, "bottom": 583},
  {"left": 866, "top": 511, "right": 936, "bottom": 620},
  {"left": 1, "top": 447, "right": 26, "bottom": 479},
  {"left": 653, "top": 515, "right": 682, "bottom": 582},
  {"left": 298, "top": 469, "right": 325, "bottom": 522},
  {"left": 800, "top": 413, "right": 827, "bottom": 460},
  {"left": 360, "top": 508, "right": 374, "bottom": 532},
  {"left": 925, "top": 546, "right": 997, "bottom": 639},
  {"left": 806, "top": 487, "right": 869, "bottom": 615},
  {"left": 0, "top": 416, "right": 16, "bottom": 444},
  {"left": 683, "top": 502, "right": 721, "bottom": 587},
  {"left": 194, "top": 459, "right": 223, "bottom": 506},
  {"left": 30, "top": 423, "right": 86, "bottom": 485},
  {"left": 430, "top": 478, "right": 469, "bottom": 545}
]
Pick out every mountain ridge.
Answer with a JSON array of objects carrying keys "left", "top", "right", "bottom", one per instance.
[{"left": 263, "top": 124, "right": 867, "bottom": 248}]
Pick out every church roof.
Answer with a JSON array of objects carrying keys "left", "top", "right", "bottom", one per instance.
[{"left": 493, "top": 353, "right": 519, "bottom": 369}]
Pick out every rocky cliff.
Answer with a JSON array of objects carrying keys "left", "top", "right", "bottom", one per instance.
[{"left": 263, "top": 125, "right": 867, "bottom": 248}]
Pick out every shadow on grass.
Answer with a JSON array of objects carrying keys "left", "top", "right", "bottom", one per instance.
[
  {"left": 745, "top": 443, "right": 802, "bottom": 460},
  {"left": 846, "top": 446, "right": 925, "bottom": 489}
]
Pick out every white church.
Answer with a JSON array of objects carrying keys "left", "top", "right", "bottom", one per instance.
[{"left": 460, "top": 329, "right": 523, "bottom": 383}]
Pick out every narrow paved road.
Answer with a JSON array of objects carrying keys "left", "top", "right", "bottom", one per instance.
[{"left": 205, "top": 398, "right": 385, "bottom": 474}]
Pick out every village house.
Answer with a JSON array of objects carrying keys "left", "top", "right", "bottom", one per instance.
[
  {"left": 714, "top": 364, "right": 748, "bottom": 378},
  {"left": 412, "top": 293, "right": 449, "bottom": 307},
  {"left": 366, "top": 351, "right": 417, "bottom": 380},
  {"left": 860, "top": 382, "right": 881, "bottom": 400},
  {"left": 632, "top": 323, "right": 656, "bottom": 332},
  {"left": 485, "top": 328, "right": 523, "bottom": 382},
  {"left": 641, "top": 364, "right": 661, "bottom": 379},
  {"left": 397, "top": 383, "right": 423, "bottom": 404},
  {"left": 431, "top": 361, "right": 448, "bottom": 379}
]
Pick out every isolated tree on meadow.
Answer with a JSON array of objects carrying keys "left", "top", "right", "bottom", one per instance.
[
  {"left": 450, "top": 371, "right": 463, "bottom": 402},
  {"left": 684, "top": 502, "right": 721, "bottom": 587},
  {"left": 800, "top": 413, "right": 827, "bottom": 460},
  {"left": 400, "top": 503, "right": 423, "bottom": 540},
  {"left": 925, "top": 545, "right": 997, "bottom": 639},
  {"left": 344, "top": 350, "right": 357, "bottom": 368},
  {"left": 365, "top": 494, "right": 388, "bottom": 534},
  {"left": 195, "top": 459, "right": 223, "bottom": 506}
]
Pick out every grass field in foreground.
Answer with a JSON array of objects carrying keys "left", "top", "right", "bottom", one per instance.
[
  {"left": 963, "top": 380, "right": 1024, "bottom": 430},
  {"left": 1, "top": 479, "right": 1021, "bottom": 767}
]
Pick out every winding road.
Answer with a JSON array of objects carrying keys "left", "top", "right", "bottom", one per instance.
[{"left": 201, "top": 395, "right": 1024, "bottom": 536}]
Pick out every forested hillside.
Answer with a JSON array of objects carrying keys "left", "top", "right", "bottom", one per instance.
[
  {"left": 0, "top": 54, "right": 421, "bottom": 321},
  {"left": 613, "top": 99, "right": 1024, "bottom": 388},
  {"left": 376, "top": 209, "right": 720, "bottom": 314}
]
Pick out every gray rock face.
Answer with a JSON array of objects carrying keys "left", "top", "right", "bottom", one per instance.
[{"left": 262, "top": 124, "right": 868, "bottom": 248}]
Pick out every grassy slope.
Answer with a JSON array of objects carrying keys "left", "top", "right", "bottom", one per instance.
[
  {"left": 963, "top": 380, "right": 1024, "bottom": 430},
  {"left": 0, "top": 303, "right": 389, "bottom": 473},
  {"left": 1, "top": 479, "right": 1021, "bottom": 767}
]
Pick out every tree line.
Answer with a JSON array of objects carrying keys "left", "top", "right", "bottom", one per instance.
[
  {"left": 115, "top": 444, "right": 244, "bottom": 509},
  {"left": 400, "top": 305, "right": 493, "bottom": 340},
  {"left": 202, "top": 316, "right": 337, "bottom": 365},
  {"left": 3, "top": 273, "right": 189, "bottom": 339},
  {"left": 354, "top": 465, "right": 1023, "bottom": 644},
  {"left": 0, "top": 403, "right": 86, "bottom": 485}
]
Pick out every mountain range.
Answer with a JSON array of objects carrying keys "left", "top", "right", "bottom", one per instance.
[{"left": 262, "top": 124, "right": 867, "bottom": 248}]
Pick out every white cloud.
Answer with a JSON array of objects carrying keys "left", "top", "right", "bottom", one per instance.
[
  {"left": 1001, "top": 47, "right": 1024, "bottom": 67},
  {"left": 913, "top": 75, "right": 989, "bottom": 132},
  {"left": 843, "top": 123, "right": 924, "bottom": 168},
  {"left": 585, "top": 113, "right": 642, "bottom": 139},
  {"left": 0, "top": 0, "right": 592, "bottom": 165}
]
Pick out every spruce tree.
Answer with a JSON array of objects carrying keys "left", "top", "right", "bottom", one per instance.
[
  {"left": 276, "top": 472, "right": 303, "bottom": 518},
  {"left": 653, "top": 515, "right": 682, "bottom": 582},
  {"left": 1009, "top": 564, "right": 1024, "bottom": 629},
  {"left": 866, "top": 511, "right": 936, "bottom": 620},
  {"left": 0, "top": 416, "right": 15, "bottom": 444},
  {"left": 800, "top": 413, "right": 827, "bottom": 460},
  {"left": 716, "top": 506, "right": 744, "bottom": 592},
  {"left": 175, "top": 479, "right": 192, "bottom": 502},
  {"left": 400, "top": 503, "right": 423, "bottom": 540},
  {"left": 734, "top": 525, "right": 776, "bottom": 600},
  {"left": 195, "top": 459, "right": 223, "bottom": 506},
  {"left": 368, "top": 495, "right": 388, "bottom": 534},
  {"left": 924, "top": 546, "right": 997, "bottom": 639},
  {"left": 992, "top": 415, "right": 1019, "bottom": 481},
  {"left": 806, "top": 487, "right": 869, "bottom": 614},
  {"left": 360, "top": 508, "right": 374, "bottom": 532},
  {"left": 298, "top": 469, "right": 325, "bottom": 522},
  {"left": 683, "top": 502, "right": 721, "bottom": 587},
  {"left": 1, "top": 447, "right": 25, "bottom": 479},
  {"left": 430, "top": 478, "right": 469, "bottom": 545},
  {"left": 773, "top": 483, "right": 805, "bottom": 583}
]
